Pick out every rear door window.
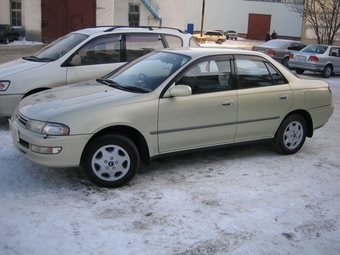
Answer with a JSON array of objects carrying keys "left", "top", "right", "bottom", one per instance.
[
  {"left": 235, "top": 56, "right": 287, "bottom": 89},
  {"left": 162, "top": 34, "right": 182, "bottom": 48},
  {"left": 125, "top": 33, "right": 164, "bottom": 62}
]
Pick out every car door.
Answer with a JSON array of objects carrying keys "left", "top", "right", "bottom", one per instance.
[
  {"left": 330, "top": 47, "right": 340, "bottom": 73},
  {"left": 158, "top": 56, "right": 238, "bottom": 153},
  {"left": 65, "top": 34, "right": 124, "bottom": 84},
  {"left": 234, "top": 55, "right": 293, "bottom": 141}
]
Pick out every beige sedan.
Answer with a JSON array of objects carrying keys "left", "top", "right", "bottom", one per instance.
[{"left": 9, "top": 48, "right": 334, "bottom": 187}]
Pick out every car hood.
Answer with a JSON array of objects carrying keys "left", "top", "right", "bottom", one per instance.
[
  {"left": 0, "top": 58, "right": 48, "bottom": 78},
  {"left": 18, "top": 80, "right": 142, "bottom": 121}
]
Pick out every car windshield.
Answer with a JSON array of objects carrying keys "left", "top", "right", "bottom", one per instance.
[
  {"left": 301, "top": 45, "right": 328, "bottom": 54},
  {"left": 99, "top": 51, "right": 191, "bottom": 93},
  {"left": 23, "top": 33, "right": 88, "bottom": 62}
]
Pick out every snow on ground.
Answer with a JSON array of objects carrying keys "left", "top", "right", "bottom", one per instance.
[
  {"left": 0, "top": 39, "right": 340, "bottom": 255},
  {"left": 7, "top": 36, "right": 44, "bottom": 45}
]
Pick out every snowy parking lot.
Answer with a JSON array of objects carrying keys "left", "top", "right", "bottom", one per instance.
[{"left": 1, "top": 40, "right": 340, "bottom": 254}]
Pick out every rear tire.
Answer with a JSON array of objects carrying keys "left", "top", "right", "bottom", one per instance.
[
  {"left": 82, "top": 134, "right": 140, "bottom": 187},
  {"left": 216, "top": 39, "right": 223, "bottom": 44},
  {"left": 273, "top": 114, "right": 306, "bottom": 155},
  {"left": 282, "top": 57, "right": 289, "bottom": 68},
  {"left": 295, "top": 68, "right": 304, "bottom": 74},
  {"left": 321, "top": 65, "right": 332, "bottom": 78}
]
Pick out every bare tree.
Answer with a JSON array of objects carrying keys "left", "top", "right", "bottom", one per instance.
[{"left": 285, "top": 0, "right": 340, "bottom": 45}]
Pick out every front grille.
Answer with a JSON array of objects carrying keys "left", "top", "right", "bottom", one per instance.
[{"left": 16, "top": 111, "right": 28, "bottom": 128}]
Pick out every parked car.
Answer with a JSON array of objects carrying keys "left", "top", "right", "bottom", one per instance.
[
  {"left": 194, "top": 30, "right": 226, "bottom": 44},
  {"left": 289, "top": 44, "right": 340, "bottom": 78},
  {"left": 0, "top": 26, "right": 200, "bottom": 117},
  {"left": 252, "top": 39, "right": 306, "bottom": 68},
  {"left": 9, "top": 48, "right": 334, "bottom": 187},
  {"left": 224, "top": 30, "right": 238, "bottom": 40},
  {"left": 0, "top": 24, "right": 19, "bottom": 44}
]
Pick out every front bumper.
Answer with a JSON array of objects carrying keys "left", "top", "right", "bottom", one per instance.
[{"left": 9, "top": 118, "right": 91, "bottom": 167}]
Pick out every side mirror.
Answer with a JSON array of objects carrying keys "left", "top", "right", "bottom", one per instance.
[
  {"left": 69, "top": 54, "right": 82, "bottom": 66},
  {"left": 169, "top": 85, "right": 192, "bottom": 97}
]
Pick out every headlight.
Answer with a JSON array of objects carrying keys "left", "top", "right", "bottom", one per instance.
[
  {"left": 26, "top": 120, "right": 70, "bottom": 135},
  {"left": 0, "top": 80, "right": 10, "bottom": 91}
]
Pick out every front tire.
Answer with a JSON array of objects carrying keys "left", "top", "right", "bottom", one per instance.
[
  {"left": 273, "top": 114, "right": 306, "bottom": 155},
  {"left": 82, "top": 134, "right": 140, "bottom": 187}
]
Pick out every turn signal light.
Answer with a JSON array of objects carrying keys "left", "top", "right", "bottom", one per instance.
[{"left": 289, "top": 53, "right": 294, "bottom": 59}]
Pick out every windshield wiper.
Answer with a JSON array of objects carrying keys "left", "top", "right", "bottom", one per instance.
[
  {"left": 124, "top": 86, "right": 151, "bottom": 93},
  {"left": 96, "top": 78, "right": 120, "bottom": 86},
  {"left": 96, "top": 78, "right": 150, "bottom": 93},
  {"left": 22, "top": 56, "right": 56, "bottom": 62}
]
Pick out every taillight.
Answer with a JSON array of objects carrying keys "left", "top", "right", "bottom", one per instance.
[
  {"left": 268, "top": 49, "right": 276, "bottom": 55},
  {"left": 308, "top": 56, "right": 319, "bottom": 61},
  {"left": 289, "top": 53, "right": 294, "bottom": 59},
  {"left": 251, "top": 46, "right": 255, "bottom": 51}
]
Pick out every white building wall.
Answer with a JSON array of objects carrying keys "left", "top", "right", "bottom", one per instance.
[
  {"left": 0, "top": 0, "right": 303, "bottom": 42},
  {"left": 23, "top": 0, "right": 42, "bottom": 41},
  {"left": 0, "top": 1, "right": 11, "bottom": 23},
  {"left": 113, "top": 0, "right": 185, "bottom": 29},
  {"left": 185, "top": 0, "right": 302, "bottom": 38},
  {"left": 96, "top": 0, "right": 115, "bottom": 26}
]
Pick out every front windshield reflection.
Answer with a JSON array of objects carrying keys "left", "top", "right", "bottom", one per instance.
[
  {"left": 26, "top": 33, "right": 88, "bottom": 62},
  {"left": 106, "top": 52, "right": 191, "bottom": 92}
]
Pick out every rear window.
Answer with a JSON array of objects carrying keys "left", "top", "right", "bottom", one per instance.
[
  {"left": 125, "top": 33, "right": 164, "bottom": 62},
  {"left": 301, "top": 45, "right": 328, "bottom": 54}
]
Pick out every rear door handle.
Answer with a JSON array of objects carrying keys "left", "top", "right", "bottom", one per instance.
[
  {"left": 279, "top": 94, "right": 289, "bottom": 100},
  {"left": 221, "top": 100, "right": 234, "bottom": 107}
]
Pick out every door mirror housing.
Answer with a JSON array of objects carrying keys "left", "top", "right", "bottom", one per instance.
[{"left": 169, "top": 85, "right": 192, "bottom": 97}]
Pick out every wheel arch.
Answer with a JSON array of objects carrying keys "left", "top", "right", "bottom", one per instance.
[
  {"left": 23, "top": 87, "right": 51, "bottom": 98},
  {"left": 281, "top": 110, "right": 313, "bottom": 138},
  {"left": 81, "top": 125, "right": 150, "bottom": 165},
  {"left": 324, "top": 63, "right": 333, "bottom": 72}
]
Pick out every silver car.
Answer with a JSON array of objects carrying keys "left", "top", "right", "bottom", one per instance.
[
  {"left": 289, "top": 44, "right": 340, "bottom": 78},
  {"left": 252, "top": 39, "right": 306, "bottom": 68},
  {"left": 9, "top": 48, "right": 334, "bottom": 188}
]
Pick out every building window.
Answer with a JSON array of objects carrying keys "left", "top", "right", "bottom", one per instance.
[
  {"left": 129, "top": 4, "right": 139, "bottom": 26},
  {"left": 11, "top": 0, "right": 22, "bottom": 26}
]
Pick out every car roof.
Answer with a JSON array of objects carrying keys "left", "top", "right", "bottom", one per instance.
[
  {"left": 158, "top": 47, "right": 269, "bottom": 59},
  {"left": 72, "top": 26, "right": 189, "bottom": 36}
]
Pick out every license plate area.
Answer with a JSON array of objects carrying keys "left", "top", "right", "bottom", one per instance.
[
  {"left": 295, "top": 55, "right": 306, "bottom": 60},
  {"left": 9, "top": 119, "right": 19, "bottom": 142}
]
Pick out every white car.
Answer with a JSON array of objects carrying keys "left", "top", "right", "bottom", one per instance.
[
  {"left": 9, "top": 48, "right": 334, "bottom": 188},
  {"left": 0, "top": 26, "right": 200, "bottom": 117}
]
